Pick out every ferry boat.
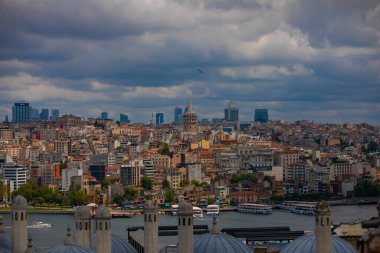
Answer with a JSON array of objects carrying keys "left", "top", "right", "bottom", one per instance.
[
  {"left": 206, "top": 204, "right": 220, "bottom": 216},
  {"left": 280, "top": 201, "right": 317, "bottom": 215},
  {"left": 292, "top": 203, "right": 316, "bottom": 215},
  {"left": 237, "top": 203, "right": 272, "bottom": 215},
  {"left": 171, "top": 204, "right": 179, "bottom": 215},
  {"left": 28, "top": 221, "right": 53, "bottom": 229},
  {"left": 193, "top": 206, "right": 203, "bottom": 218}
]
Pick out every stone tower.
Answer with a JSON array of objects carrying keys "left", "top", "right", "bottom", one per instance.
[
  {"left": 183, "top": 99, "right": 198, "bottom": 133},
  {"left": 75, "top": 205, "right": 92, "bottom": 247},
  {"left": 11, "top": 195, "right": 28, "bottom": 253},
  {"left": 94, "top": 205, "right": 111, "bottom": 253},
  {"left": 144, "top": 200, "right": 158, "bottom": 253},
  {"left": 178, "top": 201, "right": 193, "bottom": 253},
  {"left": 315, "top": 200, "right": 332, "bottom": 253}
]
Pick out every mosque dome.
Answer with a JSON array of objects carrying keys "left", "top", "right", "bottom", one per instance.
[
  {"left": 280, "top": 234, "right": 358, "bottom": 253},
  {"left": 193, "top": 217, "right": 251, "bottom": 253},
  {"left": 45, "top": 225, "right": 96, "bottom": 253},
  {"left": 74, "top": 206, "right": 91, "bottom": 220},
  {"left": 44, "top": 244, "right": 97, "bottom": 253},
  {"left": 0, "top": 247, "right": 11, "bottom": 253},
  {"left": 178, "top": 202, "right": 193, "bottom": 215},
  {"left": 94, "top": 206, "right": 111, "bottom": 219},
  {"left": 91, "top": 234, "right": 137, "bottom": 253},
  {"left": 193, "top": 233, "right": 251, "bottom": 253},
  {"left": 11, "top": 195, "right": 28, "bottom": 210}
]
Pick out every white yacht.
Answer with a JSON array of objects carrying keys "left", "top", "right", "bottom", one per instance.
[
  {"left": 170, "top": 204, "right": 179, "bottom": 216},
  {"left": 193, "top": 206, "right": 203, "bottom": 218},
  {"left": 28, "top": 221, "right": 53, "bottom": 229},
  {"left": 292, "top": 202, "right": 316, "bottom": 215},
  {"left": 237, "top": 203, "right": 272, "bottom": 215},
  {"left": 206, "top": 204, "right": 219, "bottom": 216}
]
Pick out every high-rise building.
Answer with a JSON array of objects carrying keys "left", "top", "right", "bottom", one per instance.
[
  {"left": 120, "top": 114, "right": 130, "bottom": 123},
  {"left": 155, "top": 113, "right": 164, "bottom": 125},
  {"left": 101, "top": 112, "right": 108, "bottom": 120},
  {"left": 40, "top": 108, "right": 49, "bottom": 120},
  {"left": 30, "top": 107, "right": 40, "bottom": 121},
  {"left": 4, "top": 115, "right": 8, "bottom": 123},
  {"left": 224, "top": 101, "right": 239, "bottom": 121},
  {"left": 120, "top": 165, "right": 141, "bottom": 186},
  {"left": 183, "top": 99, "right": 198, "bottom": 133},
  {"left": 89, "top": 165, "right": 107, "bottom": 182},
  {"left": 174, "top": 107, "right": 183, "bottom": 124},
  {"left": 254, "top": 109, "right": 269, "bottom": 123},
  {"left": 12, "top": 102, "right": 30, "bottom": 123},
  {"left": 4, "top": 165, "right": 27, "bottom": 190},
  {"left": 51, "top": 109, "right": 59, "bottom": 121}
]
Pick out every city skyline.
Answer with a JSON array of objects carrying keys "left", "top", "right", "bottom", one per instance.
[{"left": 0, "top": 1, "right": 379, "bottom": 125}]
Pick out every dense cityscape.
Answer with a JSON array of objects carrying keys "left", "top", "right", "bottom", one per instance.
[
  {"left": 1, "top": 100, "right": 380, "bottom": 253},
  {"left": 1, "top": 0, "right": 380, "bottom": 253}
]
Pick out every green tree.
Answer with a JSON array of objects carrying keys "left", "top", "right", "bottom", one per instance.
[
  {"left": 101, "top": 178, "right": 113, "bottom": 189},
  {"left": 141, "top": 177, "right": 153, "bottom": 190},
  {"left": 180, "top": 180, "right": 190, "bottom": 187},
  {"left": 66, "top": 188, "right": 89, "bottom": 206},
  {"left": 13, "top": 181, "right": 38, "bottom": 201},
  {"left": 191, "top": 180, "right": 200, "bottom": 187},
  {"left": 158, "top": 143, "right": 170, "bottom": 156},
  {"left": 162, "top": 179, "right": 170, "bottom": 189},
  {"left": 230, "top": 174, "right": 257, "bottom": 184},
  {"left": 354, "top": 181, "right": 379, "bottom": 197},
  {"left": 113, "top": 193, "right": 124, "bottom": 205},
  {"left": 165, "top": 189, "right": 175, "bottom": 203},
  {"left": 124, "top": 187, "right": 137, "bottom": 200}
]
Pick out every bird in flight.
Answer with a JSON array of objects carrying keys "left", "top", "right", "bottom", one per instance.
[{"left": 197, "top": 69, "right": 204, "bottom": 74}]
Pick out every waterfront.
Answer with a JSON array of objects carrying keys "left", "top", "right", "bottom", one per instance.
[{"left": 1, "top": 204, "right": 377, "bottom": 250}]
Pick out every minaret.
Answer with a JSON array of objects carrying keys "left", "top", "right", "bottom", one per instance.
[
  {"left": 178, "top": 201, "right": 193, "bottom": 253},
  {"left": 144, "top": 200, "right": 158, "bottom": 253},
  {"left": 74, "top": 205, "right": 92, "bottom": 247},
  {"left": 315, "top": 200, "right": 332, "bottom": 253},
  {"left": 94, "top": 205, "right": 111, "bottom": 253},
  {"left": 11, "top": 195, "right": 28, "bottom": 253}
]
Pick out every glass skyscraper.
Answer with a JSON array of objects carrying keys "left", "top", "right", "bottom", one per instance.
[
  {"left": 120, "top": 114, "right": 130, "bottom": 123},
  {"left": 101, "top": 112, "right": 108, "bottom": 120},
  {"left": 254, "top": 109, "right": 269, "bottom": 123},
  {"left": 156, "top": 112, "right": 164, "bottom": 125},
  {"left": 174, "top": 107, "right": 182, "bottom": 124},
  {"left": 51, "top": 109, "right": 60, "bottom": 121},
  {"left": 12, "top": 102, "right": 30, "bottom": 123},
  {"left": 40, "top": 108, "right": 49, "bottom": 120},
  {"left": 224, "top": 101, "right": 239, "bottom": 121}
]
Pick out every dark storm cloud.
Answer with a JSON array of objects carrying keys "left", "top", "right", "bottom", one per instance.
[{"left": 0, "top": 0, "right": 379, "bottom": 124}]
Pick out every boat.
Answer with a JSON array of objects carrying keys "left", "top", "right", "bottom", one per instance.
[
  {"left": 28, "top": 221, "right": 53, "bottom": 229},
  {"left": 193, "top": 206, "right": 203, "bottom": 218},
  {"left": 280, "top": 201, "right": 317, "bottom": 212},
  {"left": 206, "top": 204, "right": 219, "bottom": 216},
  {"left": 237, "top": 203, "right": 272, "bottom": 215},
  {"left": 171, "top": 204, "right": 179, "bottom": 216},
  {"left": 292, "top": 203, "right": 316, "bottom": 215}
]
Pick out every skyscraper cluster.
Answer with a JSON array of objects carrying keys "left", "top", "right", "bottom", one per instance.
[{"left": 11, "top": 102, "right": 59, "bottom": 123}]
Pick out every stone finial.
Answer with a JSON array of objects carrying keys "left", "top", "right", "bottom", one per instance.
[
  {"left": 144, "top": 200, "right": 157, "bottom": 211},
  {"left": 178, "top": 201, "right": 193, "bottom": 216},
  {"left": 25, "top": 234, "right": 36, "bottom": 253},
  {"left": 64, "top": 224, "right": 74, "bottom": 245},
  {"left": 0, "top": 216, "right": 5, "bottom": 233},
  {"left": 315, "top": 200, "right": 331, "bottom": 215},
  {"left": 94, "top": 206, "right": 111, "bottom": 219},
  {"left": 11, "top": 195, "right": 28, "bottom": 210},
  {"left": 209, "top": 216, "right": 221, "bottom": 234},
  {"left": 74, "top": 206, "right": 92, "bottom": 219}
]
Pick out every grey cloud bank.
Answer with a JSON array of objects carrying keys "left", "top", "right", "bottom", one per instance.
[{"left": 0, "top": 0, "right": 379, "bottom": 124}]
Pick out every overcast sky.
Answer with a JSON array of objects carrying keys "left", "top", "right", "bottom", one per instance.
[{"left": 0, "top": 0, "right": 379, "bottom": 124}]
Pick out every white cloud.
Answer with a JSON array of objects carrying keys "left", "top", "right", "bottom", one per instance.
[
  {"left": 122, "top": 84, "right": 193, "bottom": 99},
  {"left": 91, "top": 80, "right": 112, "bottom": 90},
  {"left": 0, "top": 73, "right": 108, "bottom": 102},
  {"left": 220, "top": 64, "right": 313, "bottom": 79}
]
